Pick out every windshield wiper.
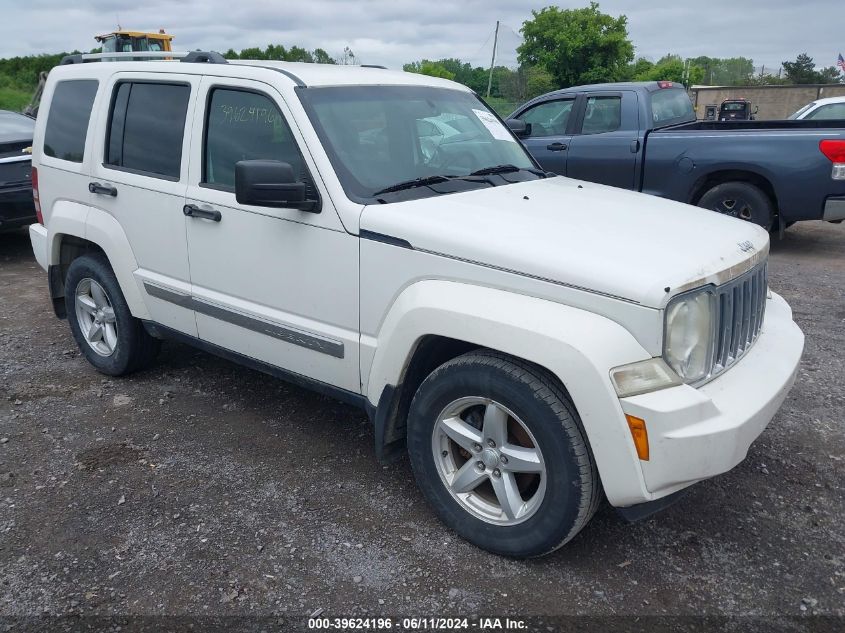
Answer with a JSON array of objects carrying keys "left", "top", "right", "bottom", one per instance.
[
  {"left": 469, "top": 164, "right": 550, "bottom": 177},
  {"left": 373, "top": 168, "right": 536, "bottom": 199},
  {"left": 373, "top": 175, "right": 457, "bottom": 195}
]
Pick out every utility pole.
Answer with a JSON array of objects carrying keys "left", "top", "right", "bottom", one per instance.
[{"left": 486, "top": 21, "right": 499, "bottom": 99}]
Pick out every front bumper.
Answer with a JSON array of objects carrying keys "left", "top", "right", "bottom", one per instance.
[{"left": 618, "top": 291, "right": 803, "bottom": 501}]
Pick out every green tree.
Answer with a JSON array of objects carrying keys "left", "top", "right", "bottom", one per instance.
[
  {"left": 719, "top": 57, "right": 755, "bottom": 84},
  {"left": 286, "top": 46, "right": 314, "bottom": 63},
  {"left": 818, "top": 66, "right": 843, "bottom": 83},
  {"left": 403, "top": 58, "right": 496, "bottom": 93},
  {"left": 312, "top": 48, "right": 334, "bottom": 65},
  {"left": 624, "top": 57, "right": 654, "bottom": 80},
  {"left": 517, "top": 3, "right": 634, "bottom": 87},
  {"left": 632, "top": 54, "right": 704, "bottom": 87},
  {"left": 498, "top": 65, "right": 557, "bottom": 102},
  {"left": 689, "top": 56, "right": 754, "bottom": 85},
  {"left": 782, "top": 53, "right": 821, "bottom": 84},
  {"left": 526, "top": 65, "right": 557, "bottom": 97},
  {"left": 263, "top": 44, "right": 287, "bottom": 60},
  {"left": 221, "top": 44, "right": 335, "bottom": 64},
  {"left": 403, "top": 60, "right": 456, "bottom": 81},
  {"left": 237, "top": 47, "right": 266, "bottom": 60}
]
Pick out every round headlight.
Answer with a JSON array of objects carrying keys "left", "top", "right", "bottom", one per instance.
[{"left": 664, "top": 290, "right": 715, "bottom": 383}]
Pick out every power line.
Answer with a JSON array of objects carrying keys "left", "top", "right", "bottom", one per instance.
[
  {"left": 467, "top": 26, "right": 496, "bottom": 65},
  {"left": 500, "top": 24, "right": 524, "bottom": 42}
]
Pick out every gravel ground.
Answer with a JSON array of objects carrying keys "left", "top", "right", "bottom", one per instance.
[{"left": 0, "top": 222, "right": 842, "bottom": 628}]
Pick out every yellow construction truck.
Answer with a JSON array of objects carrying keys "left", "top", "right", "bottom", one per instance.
[{"left": 95, "top": 29, "right": 173, "bottom": 55}]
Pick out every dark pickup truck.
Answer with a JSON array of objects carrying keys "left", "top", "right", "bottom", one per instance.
[{"left": 506, "top": 81, "right": 845, "bottom": 230}]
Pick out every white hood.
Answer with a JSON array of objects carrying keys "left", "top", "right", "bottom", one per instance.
[{"left": 360, "top": 177, "right": 770, "bottom": 308}]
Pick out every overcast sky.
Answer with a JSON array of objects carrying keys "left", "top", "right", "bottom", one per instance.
[{"left": 6, "top": 0, "right": 841, "bottom": 72}]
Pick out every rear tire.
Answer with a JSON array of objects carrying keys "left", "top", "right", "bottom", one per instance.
[
  {"left": 65, "top": 253, "right": 160, "bottom": 376},
  {"left": 407, "top": 350, "right": 600, "bottom": 557},
  {"left": 698, "top": 182, "right": 774, "bottom": 230}
]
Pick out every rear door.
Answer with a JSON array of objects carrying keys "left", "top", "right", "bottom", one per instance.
[
  {"left": 89, "top": 72, "right": 199, "bottom": 336},
  {"left": 511, "top": 97, "right": 577, "bottom": 175},
  {"left": 565, "top": 91, "right": 640, "bottom": 190}
]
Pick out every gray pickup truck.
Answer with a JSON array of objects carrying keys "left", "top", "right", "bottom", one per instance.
[{"left": 506, "top": 81, "right": 845, "bottom": 230}]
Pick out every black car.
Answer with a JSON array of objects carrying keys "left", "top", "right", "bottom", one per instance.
[{"left": 0, "top": 110, "right": 35, "bottom": 232}]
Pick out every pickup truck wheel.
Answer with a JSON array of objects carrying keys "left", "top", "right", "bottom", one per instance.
[
  {"left": 698, "top": 182, "right": 774, "bottom": 230},
  {"left": 407, "top": 350, "right": 600, "bottom": 557},
  {"left": 65, "top": 254, "right": 160, "bottom": 376}
]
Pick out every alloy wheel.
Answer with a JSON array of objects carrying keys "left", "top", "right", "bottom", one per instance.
[
  {"left": 431, "top": 396, "right": 546, "bottom": 525},
  {"left": 74, "top": 278, "right": 118, "bottom": 357}
]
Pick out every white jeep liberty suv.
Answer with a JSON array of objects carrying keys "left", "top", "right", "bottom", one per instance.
[{"left": 28, "top": 51, "right": 804, "bottom": 557}]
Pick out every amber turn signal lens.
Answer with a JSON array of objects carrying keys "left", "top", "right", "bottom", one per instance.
[{"left": 625, "top": 414, "right": 650, "bottom": 461}]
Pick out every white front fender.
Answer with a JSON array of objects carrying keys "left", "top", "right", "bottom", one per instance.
[{"left": 364, "top": 280, "right": 656, "bottom": 506}]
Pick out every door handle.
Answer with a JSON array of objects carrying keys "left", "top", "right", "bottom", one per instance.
[
  {"left": 89, "top": 182, "right": 117, "bottom": 197},
  {"left": 183, "top": 204, "right": 222, "bottom": 222},
  {"left": 546, "top": 142, "right": 568, "bottom": 151},
  {"left": 630, "top": 139, "right": 641, "bottom": 153}
]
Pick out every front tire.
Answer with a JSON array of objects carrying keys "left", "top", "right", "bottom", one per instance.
[
  {"left": 407, "top": 350, "right": 600, "bottom": 557},
  {"left": 697, "top": 181, "right": 774, "bottom": 230},
  {"left": 65, "top": 253, "right": 160, "bottom": 376}
]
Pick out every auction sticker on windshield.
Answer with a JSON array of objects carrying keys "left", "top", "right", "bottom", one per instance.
[{"left": 472, "top": 109, "right": 516, "bottom": 142}]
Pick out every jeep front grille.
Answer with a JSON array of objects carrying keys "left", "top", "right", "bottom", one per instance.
[{"left": 711, "top": 260, "right": 768, "bottom": 378}]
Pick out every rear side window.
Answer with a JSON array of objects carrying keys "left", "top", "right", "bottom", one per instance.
[
  {"left": 651, "top": 88, "right": 695, "bottom": 126},
  {"left": 581, "top": 96, "right": 621, "bottom": 134},
  {"left": 106, "top": 82, "right": 191, "bottom": 179},
  {"left": 43, "top": 80, "right": 98, "bottom": 163}
]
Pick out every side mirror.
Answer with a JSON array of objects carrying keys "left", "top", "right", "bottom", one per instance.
[
  {"left": 753, "top": 105, "right": 759, "bottom": 114},
  {"left": 506, "top": 118, "right": 531, "bottom": 137},
  {"left": 235, "top": 160, "right": 319, "bottom": 212}
]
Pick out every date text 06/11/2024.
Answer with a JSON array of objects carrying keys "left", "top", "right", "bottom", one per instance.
[{"left": 307, "top": 617, "right": 528, "bottom": 630}]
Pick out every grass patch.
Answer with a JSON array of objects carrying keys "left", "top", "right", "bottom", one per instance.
[{"left": 0, "top": 85, "right": 31, "bottom": 112}]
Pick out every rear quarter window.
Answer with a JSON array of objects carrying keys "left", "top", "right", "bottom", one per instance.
[
  {"left": 43, "top": 80, "right": 99, "bottom": 163},
  {"left": 650, "top": 89, "right": 695, "bottom": 127}
]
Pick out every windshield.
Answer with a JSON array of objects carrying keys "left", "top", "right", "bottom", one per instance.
[
  {"left": 721, "top": 102, "right": 748, "bottom": 111},
  {"left": 298, "top": 86, "right": 539, "bottom": 203},
  {"left": 100, "top": 36, "right": 117, "bottom": 53},
  {"left": 788, "top": 102, "right": 817, "bottom": 120}
]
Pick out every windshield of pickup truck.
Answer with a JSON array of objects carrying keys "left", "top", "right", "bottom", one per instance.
[
  {"left": 650, "top": 88, "right": 696, "bottom": 127},
  {"left": 298, "top": 86, "right": 541, "bottom": 203}
]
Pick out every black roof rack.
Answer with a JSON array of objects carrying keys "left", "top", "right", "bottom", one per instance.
[
  {"left": 181, "top": 51, "right": 228, "bottom": 64},
  {"left": 360, "top": 64, "right": 387, "bottom": 69}
]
